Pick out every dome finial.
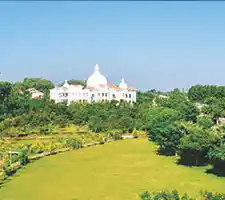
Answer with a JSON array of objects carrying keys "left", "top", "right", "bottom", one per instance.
[
  {"left": 119, "top": 77, "right": 128, "bottom": 89},
  {"left": 95, "top": 64, "right": 100, "bottom": 72},
  {"left": 63, "top": 80, "right": 69, "bottom": 87},
  {"left": 87, "top": 64, "right": 107, "bottom": 87}
]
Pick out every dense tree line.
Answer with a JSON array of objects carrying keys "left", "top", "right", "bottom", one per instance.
[
  {"left": 0, "top": 79, "right": 225, "bottom": 176},
  {"left": 188, "top": 85, "right": 225, "bottom": 102}
]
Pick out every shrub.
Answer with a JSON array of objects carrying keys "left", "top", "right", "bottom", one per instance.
[
  {"left": 30, "top": 141, "right": 45, "bottom": 154},
  {"left": 108, "top": 131, "right": 123, "bottom": 141},
  {"left": 44, "top": 141, "right": 62, "bottom": 152},
  {"left": 139, "top": 190, "right": 225, "bottom": 200},
  {"left": 3, "top": 162, "right": 18, "bottom": 176},
  {"left": 2, "top": 145, "right": 29, "bottom": 176},
  {"left": 200, "top": 191, "right": 225, "bottom": 200},
  {"left": 140, "top": 190, "right": 188, "bottom": 200},
  {"left": 58, "top": 137, "right": 82, "bottom": 149},
  {"left": 132, "top": 129, "right": 139, "bottom": 138},
  {"left": 16, "top": 146, "right": 29, "bottom": 165}
]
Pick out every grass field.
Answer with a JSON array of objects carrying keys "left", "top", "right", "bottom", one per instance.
[{"left": 0, "top": 139, "right": 224, "bottom": 200}]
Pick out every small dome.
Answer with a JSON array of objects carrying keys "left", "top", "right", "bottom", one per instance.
[
  {"left": 119, "top": 78, "right": 128, "bottom": 89},
  {"left": 86, "top": 64, "right": 107, "bottom": 87},
  {"left": 62, "top": 80, "right": 70, "bottom": 87}
]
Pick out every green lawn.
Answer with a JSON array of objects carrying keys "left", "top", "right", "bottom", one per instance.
[{"left": 0, "top": 139, "right": 225, "bottom": 200}]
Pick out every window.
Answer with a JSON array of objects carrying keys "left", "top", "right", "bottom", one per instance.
[
  {"left": 125, "top": 94, "right": 128, "bottom": 98},
  {"left": 102, "top": 93, "right": 104, "bottom": 97},
  {"left": 129, "top": 94, "right": 131, "bottom": 98},
  {"left": 63, "top": 93, "right": 68, "bottom": 97},
  {"left": 98, "top": 93, "right": 100, "bottom": 96},
  {"left": 113, "top": 94, "right": 116, "bottom": 98},
  {"left": 105, "top": 93, "right": 107, "bottom": 97}
]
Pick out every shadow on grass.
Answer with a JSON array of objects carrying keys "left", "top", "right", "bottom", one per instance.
[
  {"left": 176, "top": 150, "right": 209, "bottom": 167},
  {"left": 0, "top": 165, "right": 25, "bottom": 190},
  {"left": 205, "top": 165, "right": 225, "bottom": 177},
  {"left": 0, "top": 176, "right": 13, "bottom": 190},
  {"left": 176, "top": 157, "right": 208, "bottom": 167},
  {"left": 156, "top": 147, "right": 176, "bottom": 157}
]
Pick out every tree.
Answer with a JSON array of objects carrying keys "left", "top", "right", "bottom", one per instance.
[
  {"left": 178, "top": 123, "right": 218, "bottom": 166},
  {"left": 136, "top": 91, "right": 154, "bottom": 105},
  {"left": 69, "top": 102, "right": 89, "bottom": 125},
  {"left": 68, "top": 79, "right": 86, "bottom": 87},
  {"left": 156, "top": 91, "right": 199, "bottom": 122},
  {"left": 0, "top": 81, "right": 12, "bottom": 102},
  {"left": 188, "top": 85, "right": 225, "bottom": 102},
  {"left": 208, "top": 137, "right": 225, "bottom": 176},
  {"left": 21, "top": 78, "right": 54, "bottom": 94},
  {"left": 144, "top": 107, "right": 182, "bottom": 155},
  {"left": 197, "top": 116, "right": 213, "bottom": 129},
  {"left": 202, "top": 97, "right": 225, "bottom": 124}
]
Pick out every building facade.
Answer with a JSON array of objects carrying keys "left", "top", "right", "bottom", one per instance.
[
  {"left": 50, "top": 64, "right": 136, "bottom": 104},
  {"left": 27, "top": 88, "right": 44, "bottom": 99}
]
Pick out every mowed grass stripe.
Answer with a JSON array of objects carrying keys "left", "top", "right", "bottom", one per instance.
[{"left": 0, "top": 139, "right": 224, "bottom": 200}]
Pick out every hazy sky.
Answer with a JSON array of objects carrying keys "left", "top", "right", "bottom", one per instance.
[{"left": 1, "top": 2, "right": 225, "bottom": 91}]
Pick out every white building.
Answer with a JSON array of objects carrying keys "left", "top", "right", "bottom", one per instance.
[
  {"left": 26, "top": 88, "right": 44, "bottom": 99},
  {"left": 50, "top": 64, "right": 136, "bottom": 104}
]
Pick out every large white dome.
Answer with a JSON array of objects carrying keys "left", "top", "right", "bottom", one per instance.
[{"left": 86, "top": 64, "right": 107, "bottom": 87}]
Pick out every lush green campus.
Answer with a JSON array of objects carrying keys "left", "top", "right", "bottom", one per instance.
[
  {"left": 0, "top": 139, "right": 224, "bottom": 200},
  {"left": 1, "top": 79, "right": 225, "bottom": 199}
]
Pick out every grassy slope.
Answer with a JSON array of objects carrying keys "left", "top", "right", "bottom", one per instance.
[{"left": 0, "top": 139, "right": 224, "bottom": 200}]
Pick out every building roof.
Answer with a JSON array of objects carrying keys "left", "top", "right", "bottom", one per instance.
[
  {"left": 86, "top": 64, "right": 108, "bottom": 87},
  {"left": 107, "top": 84, "right": 122, "bottom": 91},
  {"left": 71, "top": 84, "right": 83, "bottom": 88},
  {"left": 52, "top": 64, "right": 137, "bottom": 92},
  {"left": 27, "top": 88, "right": 43, "bottom": 94}
]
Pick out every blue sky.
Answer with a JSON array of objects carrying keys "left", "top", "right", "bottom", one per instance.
[{"left": 0, "top": 2, "right": 225, "bottom": 91}]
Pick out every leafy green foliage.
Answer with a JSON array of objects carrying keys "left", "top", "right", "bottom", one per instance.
[
  {"left": 144, "top": 108, "right": 182, "bottom": 155},
  {"left": 208, "top": 138, "right": 225, "bottom": 176},
  {"left": 57, "top": 137, "right": 82, "bottom": 149},
  {"left": 188, "top": 85, "right": 225, "bottom": 103},
  {"left": 140, "top": 190, "right": 225, "bottom": 200},
  {"left": 197, "top": 116, "right": 214, "bottom": 129},
  {"left": 22, "top": 77, "right": 54, "bottom": 94},
  {"left": 1, "top": 78, "right": 225, "bottom": 179},
  {"left": 68, "top": 79, "right": 86, "bottom": 87},
  {"left": 201, "top": 97, "right": 225, "bottom": 124},
  {"left": 178, "top": 123, "right": 218, "bottom": 166},
  {"left": 156, "top": 91, "right": 199, "bottom": 122}
]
